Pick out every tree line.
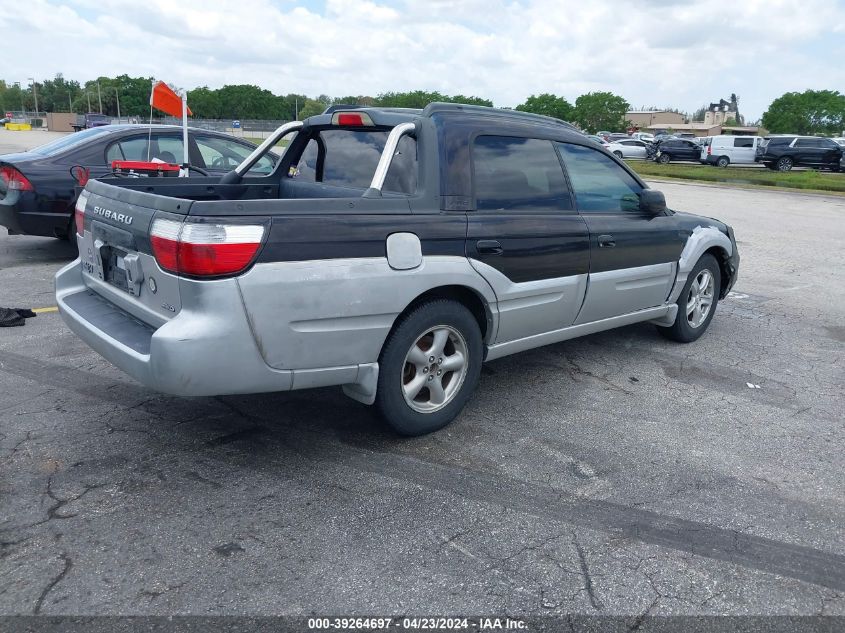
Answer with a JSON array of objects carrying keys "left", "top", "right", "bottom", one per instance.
[{"left": 3, "top": 74, "right": 845, "bottom": 135}]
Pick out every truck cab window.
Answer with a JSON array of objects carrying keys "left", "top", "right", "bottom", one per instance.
[{"left": 472, "top": 136, "right": 573, "bottom": 212}]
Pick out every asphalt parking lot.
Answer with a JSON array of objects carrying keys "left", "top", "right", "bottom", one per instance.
[{"left": 1, "top": 133, "right": 843, "bottom": 621}]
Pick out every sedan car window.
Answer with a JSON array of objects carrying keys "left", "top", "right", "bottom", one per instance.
[
  {"left": 155, "top": 137, "right": 184, "bottom": 163},
  {"left": 195, "top": 135, "right": 275, "bottom": 174},
  {"left": 556, "top": 142, "right": 642, "bottom": 213},
  {"left": 105, "top": 137, "right": 150, "bottom": 163}
]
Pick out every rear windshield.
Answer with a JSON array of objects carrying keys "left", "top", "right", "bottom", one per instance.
[
  {"left": 293, "top": 129, "right": 417, "bottom": 194},
  {"left": 29, "top": 126, "right": 115, "bottom": 156}
]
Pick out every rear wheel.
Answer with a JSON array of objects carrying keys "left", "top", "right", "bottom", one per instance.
[
  {"left": 657, "top": 254, "right": 721, "bottom": 343},
  {"left": 776, "top": 157, "right": 794, "bottom": 171},
  {"left": 657, "top": 153, "right": 671, "bottom": 164},
  {"left": 375, "top": 299, "right": 482, "bottom": 436},
  {"left": 716, "top": 156, "right": 730, "bottom": 168},
  {"left": 613, "top": 151, "right": 623, "bottom": 159}
]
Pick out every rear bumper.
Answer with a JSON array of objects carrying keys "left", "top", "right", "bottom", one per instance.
[
  {"left": 0, "top": 189, "right": 68, "bottom": 237},
  {"left": 56, "top": 260, "right": 378, "bottom": 400}
]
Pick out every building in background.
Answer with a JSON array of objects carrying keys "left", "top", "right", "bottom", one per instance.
[{"left": 626, "top": 110, "right": 685, "bottom": 129}]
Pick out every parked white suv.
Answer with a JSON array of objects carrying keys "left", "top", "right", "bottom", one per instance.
[{"left": 700, "top": 135, "right": 761, "bottom": 167}]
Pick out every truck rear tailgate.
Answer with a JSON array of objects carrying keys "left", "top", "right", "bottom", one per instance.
[{"left": 74, "top": 178, "right": 192, "bottom": 328}]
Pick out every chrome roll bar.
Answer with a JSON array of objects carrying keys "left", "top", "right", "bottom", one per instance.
[
  {"left": 234, "top": 121, "right": 304, "bottom": 175},
  {"left": 367, "top": 122, "right": 416, "bottom": 193}
]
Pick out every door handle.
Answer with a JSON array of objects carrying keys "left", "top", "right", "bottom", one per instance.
[
  {"left": 476, "top": 240, "right": 504, "bottom": 255},
  {"left": 598, "top": 234, "right": 616, "bottom": 248}
]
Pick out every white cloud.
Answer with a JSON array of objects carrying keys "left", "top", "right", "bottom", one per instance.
[{"left": 3, "top": 0, "right": 845, "bottom": 119}]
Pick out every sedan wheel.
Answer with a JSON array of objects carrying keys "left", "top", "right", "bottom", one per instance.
[
  {"left": 657, "top": 153, "right": 671, "bottom": 164},
  {"left": 614, "top": 151, "right": 624, "bottom": 159}
]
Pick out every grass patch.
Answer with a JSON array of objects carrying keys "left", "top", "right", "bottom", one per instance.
[
  {"left": 627, "top": 161, "right": 845, "bottom": 194},
  {"left": 244, "top": 137, "right": 290, "bottom": 148}
]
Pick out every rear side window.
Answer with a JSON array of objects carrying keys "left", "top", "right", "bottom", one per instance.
[
  {"left": 472, "top": 136, "right": 573, "bottom": 212},
  {"left": 105, "top": 136, "right": 150, "bottom": 163},
  {"left": 556, "top": 142, "right": 642, "bottom": 213},
  {"left": 733, "top": 137, "right": 754, "bottom": 148},
  {"left": 195, "top": 134, "right": 275, "bottom": 173},
  {"left": 292, "top": 129, "right": 417, "bottom": 194}
]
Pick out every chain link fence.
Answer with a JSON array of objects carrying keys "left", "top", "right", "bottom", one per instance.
[{"left": 157, "top": 117, "right": 291, "bottom": 140}]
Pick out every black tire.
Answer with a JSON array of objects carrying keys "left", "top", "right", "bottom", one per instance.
[
  {"left": 776, "top": 156, "right": 793, "bottom": 171},
  {"left": 657, "top": 153, "right": 671, "bottom": 164},
  {"left": 716, "top": 156, "right": 730, "bottom": 168},
  {"left": 657, "top": 254, "right": 722, "bottom": 343},
  {"left": 613, "top": 151, "right": 623, "bottom": 159},
  {"left": 375, "top": 299, "right": 482, "bottom": 436}
]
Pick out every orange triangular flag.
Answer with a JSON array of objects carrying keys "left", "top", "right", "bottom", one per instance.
[{"left": 150, "top": 81, "right": 192, "bottom": 117}]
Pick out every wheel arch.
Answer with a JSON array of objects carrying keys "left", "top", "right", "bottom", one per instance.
[
  {"left": 391, "top": 284, "right": 493, "bottom": 344},
  {"left": 670, "top": 226, "right": 734, "bottom": 303},
  {"left": 704, "top": 245, "right": 734, "bottom": 299}
]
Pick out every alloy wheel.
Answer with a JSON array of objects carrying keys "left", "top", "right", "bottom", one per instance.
[
  {"left": 401, "top": 325, "right": 469, "bottom": 413},
  {"left": 686, "top": 269, "right": 715, "bottom": 329}
]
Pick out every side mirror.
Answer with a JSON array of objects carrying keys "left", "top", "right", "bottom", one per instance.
[{"left": 640, "top": 189, "right": 667, "bottom": 215}]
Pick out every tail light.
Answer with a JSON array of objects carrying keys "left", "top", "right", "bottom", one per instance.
[
  {"left": 0, "top": 166, "right": 34, "bottom": 192},
  {"left": 707, "top": 145, "right": 712, "bottom": 155},
  {"left": 331, "top": 111, "right": 375, "bottom": 127},
  {"left": 150, "top": 218, "right": 265, "bottom": 277},
  {"left": 75, "top": 191, "right": 89, "bottom": 236}
]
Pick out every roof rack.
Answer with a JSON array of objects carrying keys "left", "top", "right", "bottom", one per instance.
[
  {"left": 323, "top": 104, "right": 423, "bottom": 115},
  {"left": 422, "top": 102, "right": 579, "bottom": 131}
]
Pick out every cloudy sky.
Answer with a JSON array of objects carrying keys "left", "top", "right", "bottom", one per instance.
[{"left": 5, "top": 0, "right": 845, "bottom": 120}]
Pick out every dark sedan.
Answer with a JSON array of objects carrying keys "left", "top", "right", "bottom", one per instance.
[{"left": 0, "top": 125, "right": 275, "bottom": 240}]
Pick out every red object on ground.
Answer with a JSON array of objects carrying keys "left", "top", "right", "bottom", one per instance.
[{"left": 150, "top": 81, "right": 192, "bottom": 118}]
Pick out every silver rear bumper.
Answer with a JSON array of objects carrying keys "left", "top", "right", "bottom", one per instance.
[{"left": 56, "top": 261, "right": 377, "bottom": 401}]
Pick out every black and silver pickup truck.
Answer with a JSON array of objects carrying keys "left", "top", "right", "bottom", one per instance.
[{"left": 57, "top": 103, "right": 739, "bottom": 435}]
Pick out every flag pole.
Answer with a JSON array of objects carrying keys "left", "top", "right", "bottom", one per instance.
[{"left": 181, "top": 91, "right": 189, "bottom": 177}]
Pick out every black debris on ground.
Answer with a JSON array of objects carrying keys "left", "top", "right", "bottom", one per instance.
[{"left": 0, "top": 307, "right": 36, "bottom": 327}]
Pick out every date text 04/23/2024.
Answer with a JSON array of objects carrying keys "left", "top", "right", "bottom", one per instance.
[{"left": 307, "top": 617, "right": 528, "bottom": 630}]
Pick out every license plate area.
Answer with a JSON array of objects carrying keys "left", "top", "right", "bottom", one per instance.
[
  {"left": 102, "top": 245, "right": 130, "bottom": 292},
  {"left": 91, "top": 221, "right": 143, "bottom": 296}
]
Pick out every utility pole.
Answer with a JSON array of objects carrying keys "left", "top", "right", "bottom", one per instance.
[
  {"left": 115, "top": 88, "right": 121, "bottom": 122},
  {"left": 97, "top": 81, "right": 103, "bottom": 113},
  {"left": 87, "top": 92, "right": 91, "bottom": 112},
  {"left": 27, "top": 78, "right": 38, "bottom": 114},
  {"left": 295, "top": 97, "right": 299, "bottom": 120},
  {"left": 68, "top": 93, "right": 73, "bottom": 112}
]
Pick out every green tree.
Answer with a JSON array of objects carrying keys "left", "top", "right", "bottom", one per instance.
[
  {"left": 761, "top": 90, "right": 845, "bottom": 135},
  {"left": 374, "top": 90, "right": 492, "bottom": 109},
  {"left": 298, "top": 98, "right": 328, "bottom": 119},
  {"left": 515, "top": 93, "right": 572, "bottom": 121},
  {"left": 573, "top": 91, "right": 630, "bottom": 133}
]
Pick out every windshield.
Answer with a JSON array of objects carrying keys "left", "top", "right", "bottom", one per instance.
[{"left": 29, "top": 126, "right": 115, "bottom": 156}]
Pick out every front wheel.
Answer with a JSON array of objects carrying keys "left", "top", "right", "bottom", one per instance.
[
  {"left": 375, "top": 299, "right": 482, "bottom": 436},
  {"left": 613, "top": 151, "right": 623, "bottom": 159},
  {"left": 657, "top": 254, "right": 721, "bottom": 343},
  {"left": 657, "top": 153, "right": 671, "bottom": 164},
  {"left": 776, "top": 157, "right": 794, "bottom": 171}
]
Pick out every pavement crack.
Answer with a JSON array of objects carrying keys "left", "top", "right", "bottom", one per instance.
[
  {"left": 33, "top": 552, "right": 72, "bottom": 614},
  {"left": 573, "top": 533, "right": 604, "bottom": 611}
]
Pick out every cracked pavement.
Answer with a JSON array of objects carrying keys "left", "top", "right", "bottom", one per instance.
[{"left": 0, "top": 177, "right": 843, "bottom": 617}]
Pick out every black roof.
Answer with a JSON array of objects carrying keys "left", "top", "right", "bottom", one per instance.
[{"left": 321, "top": 102, "right": 579, "bottom": 133}]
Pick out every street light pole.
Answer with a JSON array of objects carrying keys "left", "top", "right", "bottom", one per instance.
[
  {"left": 27, "top": 78, "right": 39, "bottom": 114},
  {"left": 97, "top": 81, "right": 103, "bottom": 113},
  {"left": 115, "top": 88, "right": 121, "bottom": 122}
]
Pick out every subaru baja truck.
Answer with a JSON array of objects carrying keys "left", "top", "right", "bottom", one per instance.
[{"left": 56, "top": 103, "right": 739, "bottom": 436}]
